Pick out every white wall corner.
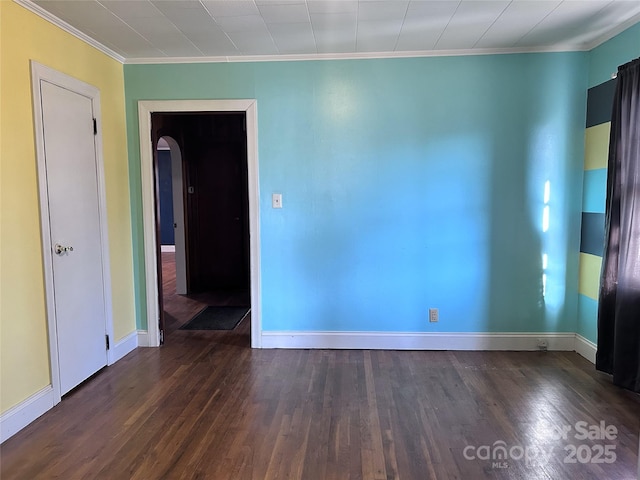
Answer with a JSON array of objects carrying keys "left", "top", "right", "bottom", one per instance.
[
  {"left": 107, "top": 330, "right": 138, "bottom": 365},
  {"left": 0, "top": 386, "right": 54, "bottom": 443},
  {"left": 137, "top": 330, "right": 149, "bottom": 347},
  {"left": 260, "top": 331, "right": 577, "bottom": 351},
  {"left": 574, "top": 334, "right": 597, "bottom": 364}
]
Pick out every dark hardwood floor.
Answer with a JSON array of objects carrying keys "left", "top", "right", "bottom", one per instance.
[
  {"left": 161, "top": 252, "right": 250, "bottom": 334},
  {"left": 1, "top": 254, "right": 638, "bottom": 479}
]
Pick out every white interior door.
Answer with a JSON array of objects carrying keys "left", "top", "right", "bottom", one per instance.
[{"left": 40, "top": 80, "right": 108, "bottom": 395}]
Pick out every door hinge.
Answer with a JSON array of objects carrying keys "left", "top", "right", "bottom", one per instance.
[
  {"left": 105, "top": 334, "right": 110, "bottom": 350},
  {"left": 93, "top": 118, "right": 97, "bottom": 135},
  {"left": 159, "top": 329, "right": 164, "bottom": 345}
]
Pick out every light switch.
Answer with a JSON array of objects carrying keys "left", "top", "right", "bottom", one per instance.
[{"left": 272, "top": 193, "right": 283, "bottom": 209}]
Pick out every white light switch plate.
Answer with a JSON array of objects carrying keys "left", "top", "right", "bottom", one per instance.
[{"left": 272, "top": 193, "right": 282, "bottom": 209}]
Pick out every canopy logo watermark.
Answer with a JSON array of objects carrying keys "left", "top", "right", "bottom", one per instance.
[{"left": 462, "top": 421, "right": 618, "bottom": 470}]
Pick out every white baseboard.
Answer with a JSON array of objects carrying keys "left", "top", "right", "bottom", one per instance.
[
  {"left": 137, "top": 330, "right": 149, "bottom": 347},
  {"left": 107, "top": 330, "right": 138, "bottom": 365},
  {"left": 160, "top": 245, "right": 175, "bottom": 252},
  {"left": 574, "top": 334, "right": 597, "bottom": 364},
  {"left": 0, "top": 386, "right": 54, "bottom": 443},
  {"left": 260, "top": 331, "right": 577, "bottom": 351},
  {"left": 1, "top": 331, "right": 138, "bottom": 443},
  {"left": 0, "top": 330, "right": 596, "bottom": 444}
]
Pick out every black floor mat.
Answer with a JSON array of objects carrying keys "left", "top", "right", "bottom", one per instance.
[{"left": 180, "top": 306, "right": 249, "bottom": 331}]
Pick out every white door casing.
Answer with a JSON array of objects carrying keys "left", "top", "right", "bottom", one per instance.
[
  {"left": 138, "top": 100, "right": 261, "bottom": 348},
  {"left": 31, "top": 61, "right": 114, "bottom": 402}
]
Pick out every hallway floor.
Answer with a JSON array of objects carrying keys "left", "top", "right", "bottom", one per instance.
[{"left": 161, "top": 251, "right": 250, "bottom": 334}]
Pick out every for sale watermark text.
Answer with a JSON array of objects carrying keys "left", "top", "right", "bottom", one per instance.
[{"left": 462, "top": 421, "right": 618, "bottom": 469}]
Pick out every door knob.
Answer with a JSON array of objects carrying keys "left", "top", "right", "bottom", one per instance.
[{"left": 54, "top": 244, "right": 74, "bottom": 255}]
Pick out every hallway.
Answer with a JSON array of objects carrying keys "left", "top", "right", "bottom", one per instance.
[{"left": 160, "top": 251, "right": 250, "bottom": 335}]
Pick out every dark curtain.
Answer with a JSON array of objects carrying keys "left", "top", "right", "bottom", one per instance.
[{"left": 596, "top": 57, "right": 640, "bottom": 393}]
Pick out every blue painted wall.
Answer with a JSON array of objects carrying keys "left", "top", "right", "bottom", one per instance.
[
  {"left": 577, "top": 22, "right": 640, "bottom": 343},
  {"left": 157, "top": 150, "right": 175, "bottom": 245},
  {"left": 125, "top": 52, "right": 588, "bottom": 332},
  {"left": 588, "top": 22, "right": 640, "bottom": 88}
]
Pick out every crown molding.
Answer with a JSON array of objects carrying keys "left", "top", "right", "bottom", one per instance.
[
  {"left": 125, "top": 44, "right": 590, "bottom": 65},
  {"left": 14, "top": 0, "right": 125, "bottom": 64},
  {"left": 15, "top": 0, "right": 639, "bottom": 67},
  {"left": 584, "top": 13, "right": 640, "bottom": 51}
]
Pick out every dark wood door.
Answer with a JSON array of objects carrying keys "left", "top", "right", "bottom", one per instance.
[
  {"left": 185, "top": 113, "right": 249, "bottom": 292},
  {"left": 193, "top": 142, "right": 248, "bottom": 289}
]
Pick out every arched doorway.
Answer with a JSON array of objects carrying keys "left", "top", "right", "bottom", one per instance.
[{"left": 157, "top": 136, "right": 187, "bottom": 295}]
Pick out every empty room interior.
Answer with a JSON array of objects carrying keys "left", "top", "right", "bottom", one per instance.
[{"left": 1, "top": 0, "right": 639, "bottom": 478}]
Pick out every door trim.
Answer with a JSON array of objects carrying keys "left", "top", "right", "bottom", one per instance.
[
  {"left": 137, "top": 100, "right": 262, "bottom": 348},
  {"left": 30, "top": 61, "right": 114, "bottom": 404}
]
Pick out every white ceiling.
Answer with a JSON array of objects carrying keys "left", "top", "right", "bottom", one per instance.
[{"left": 22, "top": 0, "right": 640, "bottom": 62}]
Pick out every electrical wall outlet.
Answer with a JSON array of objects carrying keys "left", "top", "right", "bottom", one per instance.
[{"left": 429, "top": 308, "right": 439, "bottom": 323}]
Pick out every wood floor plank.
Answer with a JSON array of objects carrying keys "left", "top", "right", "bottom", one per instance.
[
  {"left": 4, "top": 348, "right": 638, "bottom": 480},
  {"left": 2, "top": 254, "right": 638, "bottom": 479}
]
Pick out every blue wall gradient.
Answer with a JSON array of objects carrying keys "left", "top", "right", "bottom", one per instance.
[
  {"left": 588, "top": 22, "right": 640, "bottom": 88},
  {"left": 125, "top": 52, "right": 587, "bottom": 332}
]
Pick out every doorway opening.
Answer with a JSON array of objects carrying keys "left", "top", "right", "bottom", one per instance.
[
  {"left": 154, "top": 114, "right": 251, "bottom": 337},
  {"left": 157, "top": 136, "right": 187, "bottom": 294},
  {"left": 138, "top": 100, "right": 261, "bottom": 348}
]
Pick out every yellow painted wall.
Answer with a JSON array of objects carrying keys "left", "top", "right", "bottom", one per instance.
[
  {"left": 0, "top": 1, "right": 135, "bottom": 413},
  {"left": 584, "top": 123, "right": 611, "bottom": 171},
  {"left": 578, "top": 252, "right": 602, "bottom": 300}
]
